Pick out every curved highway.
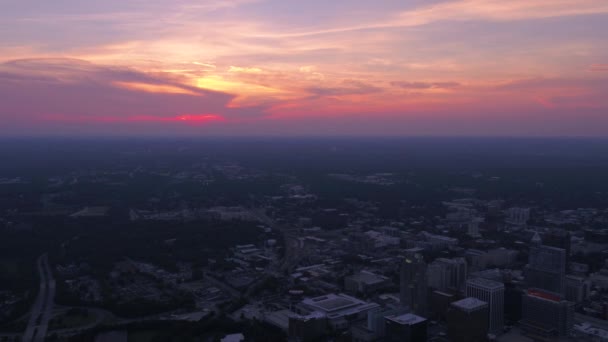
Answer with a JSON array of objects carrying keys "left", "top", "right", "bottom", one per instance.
[{"left": 23, "top": 254, "right": 55, "bottom": 342}]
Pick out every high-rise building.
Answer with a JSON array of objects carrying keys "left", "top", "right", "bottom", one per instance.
[
  {"left": 520, "top": 288, "right": 574, "bottom": 339},
  {"left": 365, "top": 307, "right": 408, "bottom": 339},
  {"left": 506, "top": 207, "right": 530, "bottom": 226},
  {"left": 466, "top": 278, "right": 505, "bottom": 334},
  {"left": 525, "top": 245, "right": 566, "bottom": 295},
  {"left": 466, "top": 248, "right": 518, "bottom": 272},
  {"left": 504, "top": 282, "right": 524, "bottom": 325},
  {"left": 400, "top": 253, "right": 428, "bottom": 315},
  {"left": 468, "top": 217, "right": 483, "bottom": 237},
  {"left": 542, "top": 229, "right": 571, "bottom": 263},
  {"left": 385, "top": 313, "right": 428, "bottom": 342},
  {"left": 447, "top": 297, "right": 489, "bottom": 342},
  {"left": 427, "top": 257, "right": 468, "bottom": 292},
  {"left": 429, "top": 290, "right": 458, "bottom": 322}
]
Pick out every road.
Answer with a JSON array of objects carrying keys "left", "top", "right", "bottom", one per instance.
[
  {"left": 44, "top": 307, "right": 112, "bottom": 338},
  {"left": 203, "top": 273, "right": 241, "bottom": 298},
  {"left": 22, "top": 254, "right": 56, "bottom": 342}
]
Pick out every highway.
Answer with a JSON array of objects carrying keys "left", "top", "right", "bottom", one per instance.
[{"left": 22, "top": 254, "right": 56, "bottom": 342}]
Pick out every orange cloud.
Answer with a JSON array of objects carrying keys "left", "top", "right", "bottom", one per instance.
[{"left": 113, "top": 81, "right": 200, "bottom": 95}]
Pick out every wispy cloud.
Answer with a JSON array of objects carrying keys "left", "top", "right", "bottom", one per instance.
[
  {"left": 254, "top": 0, "right": 608, "bottom": 38},
  {"left": 306, "top": 80, "right": 383, "bottom": 97},
  {"left": 391, "top": 81, "right": 461, "bottom": 89},
  {"left": 0, "top": 58, "right": 266, "bottom": 130},
  {"left": 589, "top": 64, "right": 608, "bottom": 72}
]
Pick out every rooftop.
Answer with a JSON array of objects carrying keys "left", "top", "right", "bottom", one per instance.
[
  {"left": 304, "top": 294, "right": 364, "bottom": 312},
  {"left": 467, "top": 277, "right": 505, "bottom": 290},
  {"left": 347, "top": 271, "right": 388, "bottom": 285},
  {"left": 527, "top": 289, "right": 561, "bottom": 302},
  {"left": 220, "top": 333, "right": 245, "bottom": 342},
  {"left": 452, "top": 297, "right": 488, "bottom": 311},
  {"left": 301, "top": 293, "right": 380, "bottom": 318},
  {"left": 386, "top": 313, "right": 427, "bottom": 326},
  {"left": 575, "top": 322, "right": 608, "bottom": 339}
]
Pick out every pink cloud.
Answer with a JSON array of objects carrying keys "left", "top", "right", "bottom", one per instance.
[
  {"left": 0, "top": 58, "right": 265, "bottom": 134},
  {"left": 589, "top": 64, "right": 608, "bottom": 72},
  {"left": 44, "top": 113, "right": 226, "bottom": 124}
]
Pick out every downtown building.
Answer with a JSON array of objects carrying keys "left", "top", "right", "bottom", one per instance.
[
  {"left": 525, "top": 243, "right": 566, "bottom": 295},
  {"left": 385, "top": 313, "right": 428, "bottom": 342},
  {"left": 520, "top": 288, "right": 574, "bottom": 339},
  {"left": 466, "top": 277, "right": 505, "bottom": 334},
  {"left": 400, "top": 253, "right": 428, "bottom": 316},
  {"left": 427, "top": 257, "right": 468, "bottom": 292},
  {"left": 293, "top": 293, "right": 380, "bottom": 333},
  {"left": 447, "top": 297, "right": 489, "bottom": 342}
]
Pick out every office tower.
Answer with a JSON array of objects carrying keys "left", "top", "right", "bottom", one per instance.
[
  {"left": 385, "top": 313, "right": 428, "bottom": 342},
  {"left": 506, "top": 207, "right": 530, "bottom": 226},
  {"left": 400, "top": 253, "right": 428, "bottom": 315},
  {"left": 427, "top": 257, "right": 468, "bottom": 292},
  {"left": 504, "top": 282, "right": 524, "bottom": 325},
  {"left": 430, "top": 290, "right": 458, "bottom": 322},
  {"left": 447, "top": 297, "right": 489, "bottom": 342},
  {"left": 525, "top": 245, "right": 566, "bottom": 295},
  {"left": 542, "top": 229, "right": 571, "bottom": 262},
  {"left": 366, "top": 307, "right": 408, "bottom": 339},
  {"left": 468, "top": 217, "right": 483, "bottom": 237},
  {"left": 520, "top": 288, "right": 574, "bottom": 339},
  {"left": 466, "top": 278, "right": 505, "bottom": 334}
]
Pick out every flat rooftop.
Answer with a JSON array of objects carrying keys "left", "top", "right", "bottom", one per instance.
[
  {"left": 304, "top": 294, "right": 364, "bottom": 312},
  {"left": 386, "top": 313, "right": 427, "bottom": 326},
  {"left": 347, "top": 271, "right": 388, "bottom": 284},
  {"left": 452, "top": 297, "right": 488, "bottom": 311},
  {"left": 526, "top": 289, "right": 561, "bottom": 302},
  {"left": 467, "top": 277, "right": 505, "bottom": 290},
  {"left": 301, "top": 294, "right": 379, "bottom": 317}
]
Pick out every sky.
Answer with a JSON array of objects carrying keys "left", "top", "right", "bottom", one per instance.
[{"left": 1, "top": 0, "right": 607, "bottom": 136}]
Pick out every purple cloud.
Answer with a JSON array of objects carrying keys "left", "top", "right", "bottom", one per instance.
[{"left": 306, "top": 79, "right": 382, "bottom": 97}]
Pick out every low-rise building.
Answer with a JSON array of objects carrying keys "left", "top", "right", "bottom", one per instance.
[{"left": 344, "top": 271, "right": 390, "bottom": 295}]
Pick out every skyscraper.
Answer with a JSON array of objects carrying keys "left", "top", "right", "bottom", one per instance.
[
  {"left": 468, "top": 217, "right": 483, "bottom": 237},
  {"left": 385, "top": 313, "right": 428, "bottom": 342},
  {"left": 466, "top": 278, "right": 505, "bottom": 334},
  {"left": 447, "top": 297, "right": 489, "bottom": 342},
  {"left": 520, "top": 288, "right": 574, "bottom": 339},
  {"left": 506, "top": 207, "right": 530, "bottom": 226},
  {"left": 400, "top": 253, "right": 428, "bottom": 316},
  {"left": 542, "top": 229, "right": 571, "bottom": 263},
  {"left": 525, "top": 245, "right": 566, "bottom": 295},
  {"left": 427, "top": 257, "right": 468, "bottom": 292}
]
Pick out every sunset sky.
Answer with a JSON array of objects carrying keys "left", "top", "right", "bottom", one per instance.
[{"left": 1, "top": 0, "right": 608, "bottom": 136}]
